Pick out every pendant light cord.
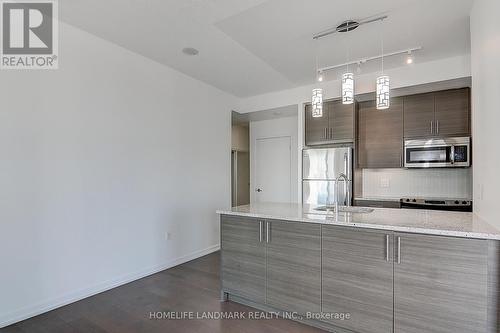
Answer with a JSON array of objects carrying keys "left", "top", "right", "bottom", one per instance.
[
  {"left": 315, "top": 39, "right": 319, "bottom": 82},
  {"left": 381, "top": 19, "right": 384, "bottom": 74}
]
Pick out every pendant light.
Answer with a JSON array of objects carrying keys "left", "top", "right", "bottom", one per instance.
[
  {"left": 342, "top": 73, "right": 354, "bottom": 105},
  {"left": 341, "top": 25, "right": 354, "bottom": 104},
  {"left": 312, "top": 40, "right": 323, "bottom": 117},
  {"left": 312, "top": 88, "right": 323, "bottom": 117},
  {"left": 376, "top": 20, "right": 390, "bottom": 110}
]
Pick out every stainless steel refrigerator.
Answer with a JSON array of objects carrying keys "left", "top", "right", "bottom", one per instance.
[{"left": 302, "top": 147, "right": 352, "bottom": 206}]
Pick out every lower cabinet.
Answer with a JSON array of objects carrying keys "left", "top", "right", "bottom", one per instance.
[
  {"left": 266, "top": 220, "right": 321, "bottom": 314},
  {"left": 221, "top": 216, "right": 322, "bottom": 314},
  {"left": 322, "top": 226, "right": 394, "bottom": 333},
  {"left": 221, "top": 216, "right": 491, "bottom": 333},
  {"left": 393, "top": 233, "right": 488, "bottom": 333},
  {"left": 221, "top": 215, "right": 266, "bottom": 303}
]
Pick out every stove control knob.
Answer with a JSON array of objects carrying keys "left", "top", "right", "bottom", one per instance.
[
  {"left": 455, "top": 200, "right": 460, "bottom": 205},
  {"left": 406, "top": 199, "right": 410, "bottom": 202},
  {"left": 462, "top": 201, "right": 468, "bottom": 205},
  {"left": 412, "top": 199, "right": 417, "bottom": 203}
]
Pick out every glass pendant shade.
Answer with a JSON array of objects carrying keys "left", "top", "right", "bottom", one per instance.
[
  {"left": 311, "top": 88, "right": 323, "bottom": 117},
  {"left": 342, "top": 73, "right": 354, "bottom": 105},
  {"left": 376, "top": 75, "right": 390, "bottom": 110}
]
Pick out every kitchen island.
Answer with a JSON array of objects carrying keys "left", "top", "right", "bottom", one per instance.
[{"left": 217, "top": 203, "right": 500, "bottom": 333}]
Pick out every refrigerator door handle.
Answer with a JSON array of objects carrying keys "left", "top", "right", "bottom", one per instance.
[{"left": 344, "top": 152, "right": 348, "bottom": 175}]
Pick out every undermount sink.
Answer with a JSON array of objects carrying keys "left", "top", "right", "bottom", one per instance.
[{"left": 314, "top": 206, "right": 374, "bottom": 214}]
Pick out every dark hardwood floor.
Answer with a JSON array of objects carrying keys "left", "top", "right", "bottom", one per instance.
[{"left": 1, "top": 252, "right": 324, "bottom": 333}]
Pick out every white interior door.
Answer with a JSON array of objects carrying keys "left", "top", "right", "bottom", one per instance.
[{"left": 254, "top": 136, "right": 291, "bottom": 203}]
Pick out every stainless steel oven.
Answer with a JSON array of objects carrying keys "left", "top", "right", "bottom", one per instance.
[{"left": 404, "top": 137, "right": 470, "bottom": 168}]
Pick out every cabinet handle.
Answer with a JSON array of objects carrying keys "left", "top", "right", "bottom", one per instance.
[
  {"left": 329, "top": 128, "right": 333, "bottom": 140},
  {"left": 386, "top": 235, "right": 390, "bottom": 262},
  {"left": 259, "top": 221, "right": 263, "bottom": 242},
  {"left": 266, "top": 222, "right": 270, "bottom": 243},
  {"left": 324, "top": 128, "right": 328, "bottom": 139},
  {"left": 430, "top": 121, "right": 433, "bottom": 134},
  {"left": 436, "top": 120, "right": 439, "bottom": 134},
  {"left": 397, "top": 236, "right": 401, "bottom": 264}
]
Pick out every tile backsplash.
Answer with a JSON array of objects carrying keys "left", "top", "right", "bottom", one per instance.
[{"left": 362, "top": 168, "right": 472, "bottom": 199}]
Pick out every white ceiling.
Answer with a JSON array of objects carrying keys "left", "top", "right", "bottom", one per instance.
[{"left": 61, "top": 0, "right": 473, "bottom": 97}]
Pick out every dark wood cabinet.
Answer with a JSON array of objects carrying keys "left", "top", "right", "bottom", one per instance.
[
  {"left": 354, "top": 199, "right": 401, "bottom": 209},
  {"left": 305, "top": 100, "right": 354, "bottom": 146},
  {"left": 403, "top": 88, "right": 470, "bottom": 139},
  {"left": 434, "top": 88, "right": 470, "bottom": 137},
  {"left": 328, "top": 100, "right": 354, "bottom": 142},
  {"left": 357, "top": 97, "right": 403, "bottom": 168},
  {"left": 403, "top": 92, "right": 435, "bottom": 138},
  {"left": 305, "top": 104, "right": 329, "bottom": 145}
]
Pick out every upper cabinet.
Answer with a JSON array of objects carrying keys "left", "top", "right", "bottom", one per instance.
[
  {"left": 357, "top": 97, "right": 403, "bottom": 169},
  {"left": 403, "top": 88, "right": 470, "bottom": 139},
  {"left": 305, "top": 104, "right": 329, "bottom": 145},
  {"left": 305, "top": 100, "right": 355, "bottom": 146},
  {"left": 329, "top": 100, "right": 355, "bottom": 142},
  {"left": 434, "top": 88, "right": 470, "bottom": 137},
  {"left": 403, "top": 93, "right": 435, "bottom": 138}
]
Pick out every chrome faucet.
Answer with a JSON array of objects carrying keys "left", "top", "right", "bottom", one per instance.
[{"left": 335, "top": 173, "right": 349, "bottom": 213}]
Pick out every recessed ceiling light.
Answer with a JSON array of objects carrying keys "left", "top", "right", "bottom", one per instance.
[
  {"left": 406, "top": 51, "right": 414, "bottom": 64},
  {"left": 182, "top": 47, "right": 199, "bottom": 56}
]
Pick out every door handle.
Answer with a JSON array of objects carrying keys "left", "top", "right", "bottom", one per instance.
[
  {"left": 397, "top": 236, "right": 401, "bottom": 264},
  {"left": 385, "top": 235, "right": 390, "bottom": 262},
  {"left": 324, "top": 128, "right": 328, "bottom": 140},
  {"left": 329, "top": 128, "right": 333, "bottom": 140},
  {"left": 259, "top": 221, "right": 263, "bottom": 242},
  {"left": 436, "top": 120, "right": 439, "bottom": 134},
  {"left": 430, "top": 121, "right": 433, "bottom": 134},
  {"left": 266, "top": 222, "right": 270, "bottom": 243}
]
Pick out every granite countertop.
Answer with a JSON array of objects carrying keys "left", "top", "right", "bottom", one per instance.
[{"left": 216, "top": 202, "right": 500, "bottom": 240}]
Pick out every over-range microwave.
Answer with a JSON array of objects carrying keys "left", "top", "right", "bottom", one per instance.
[{"left": 404, "top": 137, "right": 470, "bottom": 168}]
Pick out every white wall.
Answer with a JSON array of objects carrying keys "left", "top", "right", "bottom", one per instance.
[
  {"left": 362, "top": 168, "right": 472, "bottom": 199},
  {"left": 250, "top": 116, "right": 299, "bottom": 203},
  {"left": 0, "top": 22, "right": 235, "bottom": 327},
  {"left": 470, "top": 0, "right": 500, "bottom": 225}
]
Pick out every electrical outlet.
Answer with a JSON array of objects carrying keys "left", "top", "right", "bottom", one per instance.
[{"left": 380, "top": 178, "right": 390, "bottom": 188}]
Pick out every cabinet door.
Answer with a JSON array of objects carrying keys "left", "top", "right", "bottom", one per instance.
[
  {"left": 434, "top": 88, "right": 470, "bottom": 137},
  {"left": 404, "top": 92, "right": 435, "bottom": 138},
  {"left": 329, "top": 100, "right": 354, "bottom": 142},
  {"left": 305, "top": 104, "right": 329, "bottom": 146},
  {"left": 221, "top": 215, "right": 266, "bottom": 303},
  {"left": 357, "top": 98, "right": 403, "bottom": 168},
  {"left": 266, "top": 220, "right": 321, "bottom": 314},
  {"left": 322, "top": 226, "right": 394, "bottom": 333},
  {"left": 394, "top": 233, "right": 488, "bottom": 333}
]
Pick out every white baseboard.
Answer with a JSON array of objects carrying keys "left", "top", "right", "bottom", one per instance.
[{"left": 0, "top": 244, "right": 220, "bottom": 329}]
